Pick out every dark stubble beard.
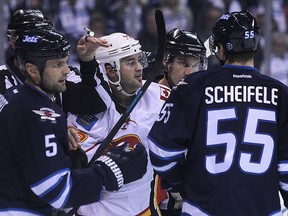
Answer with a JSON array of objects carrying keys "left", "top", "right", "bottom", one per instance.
[{"left": 39, "top": 74, "right": 67, "bottom": 95}]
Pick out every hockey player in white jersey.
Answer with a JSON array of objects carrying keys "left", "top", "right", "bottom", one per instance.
[{"left": 67, "top": 32, "right": 170, "bottom": 215}]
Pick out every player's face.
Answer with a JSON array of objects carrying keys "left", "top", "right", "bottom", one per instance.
[
  {"left": 41, "top": 56, "right": 70, "bottom": 93},
  {"left": 168, "top": 55, "right": 201, "bottom": 85},
  {"left": 119, "top": 53, "right": 143, "bottom": 94}
]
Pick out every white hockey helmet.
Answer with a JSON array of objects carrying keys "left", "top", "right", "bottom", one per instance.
[
  {"left": 95, "top": 32, "right": 144, "bottom": 96},
  {"left": 96, "top": 32, "right": 142, "bottom": 74}
]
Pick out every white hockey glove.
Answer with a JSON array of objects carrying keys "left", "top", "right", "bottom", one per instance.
[{"left": 94, "top": 142, "right": 147, "bottom": 191}]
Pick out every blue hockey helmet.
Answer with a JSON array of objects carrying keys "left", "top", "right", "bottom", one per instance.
[
  {"left": 15, "top": 28, "right": 70, "bottom": 73},
  {"left": 166, "top": 28, "right": 208, "bottom": 70},
  {"left": 211, "top": 10, "right": 260, "bottom": 54},
  {"left": 7, "top": 9, "right": 53, "bottom": 45}
]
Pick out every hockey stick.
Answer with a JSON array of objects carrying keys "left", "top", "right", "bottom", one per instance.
[{"left": 86, "top": 9, "right": 166, "bottom": 167}]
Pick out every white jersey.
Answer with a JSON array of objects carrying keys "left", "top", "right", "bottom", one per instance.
[{"left": 67, "top": 78, "right": 170, "bottom": 215}]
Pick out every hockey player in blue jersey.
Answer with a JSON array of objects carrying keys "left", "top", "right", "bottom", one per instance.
[
  {"left": 156, "top": 28, "right": 208, "bottom": 216},
  {"left": 1, "top": 9, "right": 109, "bottom": 115},
  {"left": 0, "top": 28, "right": 147, "bottom": 215},
  {"left": 1, "top": 8, "right": 116, "bottom": 163},
  {"left": 148, "top": 10, "right": 288, "bottom": 215}
]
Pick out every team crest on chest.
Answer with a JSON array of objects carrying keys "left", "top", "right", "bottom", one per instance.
[
  {"left": 103, "top": 134, "right": 142, "bottom": 155},
  {"left": 32, "top": 107, "right": 61, "bottom": 122}
]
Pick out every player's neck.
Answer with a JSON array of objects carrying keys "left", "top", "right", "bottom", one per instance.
[
  {"left": 110, "top": 84, "right": 136, "bottom": 107},
  {"left": 158, "top": 78, "right": 170, "bottom": 89},
  {"left": 25, "top": 79, "right": 55, "bottom": 100},
  {"left": 111, "top": 89, "right": 133, "bottom": 108},
  {"left": 226, "top": 59, "right": 254, "bottom": 67}
]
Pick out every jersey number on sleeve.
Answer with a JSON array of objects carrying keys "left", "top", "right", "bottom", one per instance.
[
  {"left": 45, "top": 134, "right": 57, "bottom": 157},
  {"left": 206, "top": 108, "right": 276, "bottom": 175},
  {"left": 157, "top": 103, "right": 174, "bottom": 123}
]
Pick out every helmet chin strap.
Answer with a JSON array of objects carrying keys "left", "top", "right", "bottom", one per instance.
[
  {"left": 108, "top": 70, "right": 136, "bottom": 97},
  {"left": 116, "top": 84, "right": 136, "bottom": 97}
]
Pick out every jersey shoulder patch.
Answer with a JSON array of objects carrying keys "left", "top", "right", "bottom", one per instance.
[{"left": 159, "top": 84, "right": 171, "bottom": 101}]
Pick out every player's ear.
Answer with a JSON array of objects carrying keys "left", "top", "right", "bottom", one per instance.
[
  {"left": 105, "top": 64, "right": 118, "bottom": 81},
  {"left": 25, "top": 63, "right": 40, "bottom": 79},
  {"left": 217, "top": 44, "right": 226, "bottom": 58}
]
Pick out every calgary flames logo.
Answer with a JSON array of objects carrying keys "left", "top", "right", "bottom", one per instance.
[
  {"left": 103, "top": 134, "right": 142, "bottom": 155},
  {"left": 68, "top": 126, "right": 142, "bottom": 156}
]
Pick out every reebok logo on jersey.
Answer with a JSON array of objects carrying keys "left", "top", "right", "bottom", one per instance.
[
  {"left": 233, "top": 74, "right": 252, "bottom": 79},
  {"left": 97, "top": 155, "right": 124, "bottom": 188},
  {"left": 32, "top": 107, "right": 61, "bottom": 122}
]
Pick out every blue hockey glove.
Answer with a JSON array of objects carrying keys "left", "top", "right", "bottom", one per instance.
[{"left": 94, "top": 142, "right": 148, "bottom": 191}]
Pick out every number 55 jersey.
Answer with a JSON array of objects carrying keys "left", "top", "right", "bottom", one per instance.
[{"left": 148, "top": 64, "right": 288, "bottom": 216}]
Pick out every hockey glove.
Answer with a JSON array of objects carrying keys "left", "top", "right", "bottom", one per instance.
[
  {"left": 69, "top": 148, "right": 88, "bottom": 169},
  {"left": 94, "top": 142, "right": 148, "bottom": 191},
  {"left": 161, "top": 179, "right": 184, "bottom": 212}
]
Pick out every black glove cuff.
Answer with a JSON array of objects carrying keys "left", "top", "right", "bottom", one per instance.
[{"left": 69, "top": 148, "right": 88, "bottom": 169}]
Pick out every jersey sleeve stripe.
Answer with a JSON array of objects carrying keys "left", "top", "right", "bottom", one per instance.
[
  {"left": 148, "top": 135, "right": 186, "bottom": 158},
  {"left": 30, "top": 168, "right": 72, "bottom": 208},
  {"left": 31, "top": 168, "right": 69, "bottom": 195},
  {"left": 278, "top": 162, "right": 288, "bottom": 173},
  {"left": 152, "top": 162, "right": 177, "bottom": 172},
  {"left": 0, "top": 209, "right": 41, "bottom": 215},
  {"left": 50, "top": 172, "right": 72, "bottom": 208},
  {"left": 94, "top": 65, "right": 112, "bottom": 108},
  {"left": 182, "top": 200, "right": 209, "bottom": 216},
  {"left": 279, "top": 181, "right": 288, "bottom": 191}
]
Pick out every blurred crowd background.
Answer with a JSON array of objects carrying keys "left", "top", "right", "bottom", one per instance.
[{"left": 2, "top": 0, "right": 288, "bottom": 85}]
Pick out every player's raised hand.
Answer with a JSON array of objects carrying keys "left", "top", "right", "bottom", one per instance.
[
  {"left": 77, "top": 28, "right": 109, "bottom": 62},
  {"left": 93, "top": 142, "right": 148, "bottom": 191}
]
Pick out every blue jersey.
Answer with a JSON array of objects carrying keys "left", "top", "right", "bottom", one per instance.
[
  {"left": 148, "top": 64, "right": 288, "bottom": 216},
  {"left": 0, "top": 83, "right": 104, "bottom": 215}
]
